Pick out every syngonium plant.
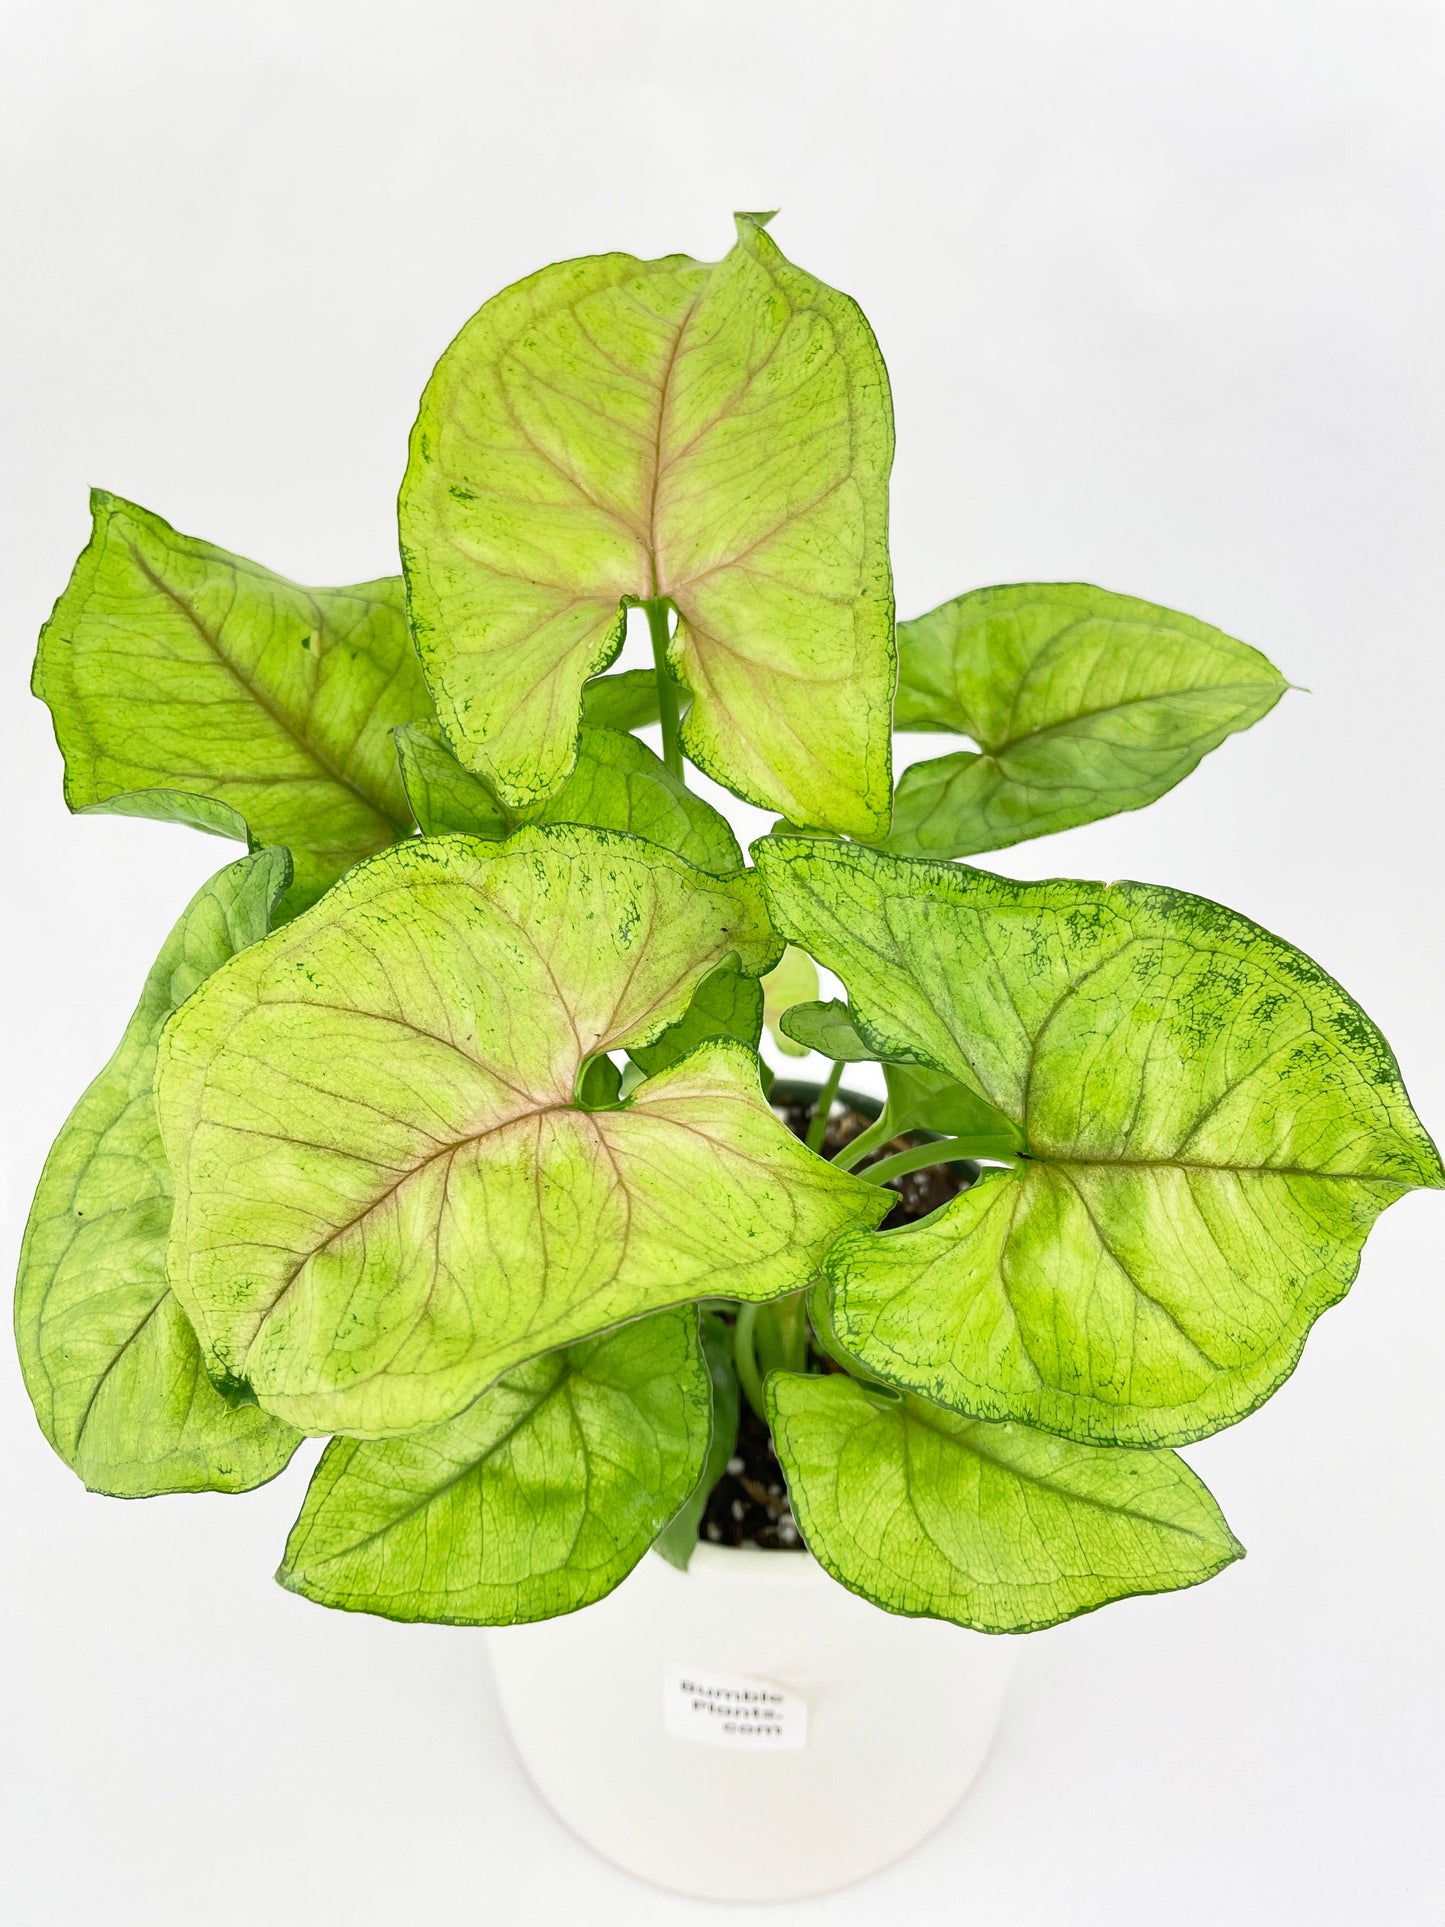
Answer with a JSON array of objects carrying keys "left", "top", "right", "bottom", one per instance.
[{"left": 17, "top": 214, "right": 1442, "bottom": 1636}]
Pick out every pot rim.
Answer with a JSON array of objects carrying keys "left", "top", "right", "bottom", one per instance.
[
  {"left": 653, "top": 1540, "right": 830, "bottom": 1585},
  {"left": 768, "top": 1075, "right": 882, "bottom": 1121}
]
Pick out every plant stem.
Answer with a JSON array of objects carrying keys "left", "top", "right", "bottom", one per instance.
[
  {"left": 805, "top": 1058, "right": 846, "bottom": 1153},
  {"left": 644, "top": 598, "right": 683, "bottom": 779},
  {"left": 830, "top": 1112, "right": 896, "bottom": 1172},
  {"left": 762, "top": 1296, "right": 808, "bottom": 1372},
  {"left": 857, "top": 1136, "right": 1013, "bottom": 1187},
  {"left": 732, "top": 1302, "right": 768, "bottom": 1421}
]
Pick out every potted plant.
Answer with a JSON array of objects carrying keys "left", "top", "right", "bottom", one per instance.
[{"left": 17, "top": 214, "right": 1440, "bottom": 1903}]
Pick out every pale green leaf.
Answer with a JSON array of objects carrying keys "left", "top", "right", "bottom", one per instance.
[
  {"left": 396, "top": 720, "right": 741, "bottom": 874},
  {"left": 755, "top": 839, "right": 1443, "bottom": 1445},
  {"left": 762, "top": 943, "right": 820, "bottom": 1057},
  {"left": 15, "top": 850, "right": 301, "bottom": 1495},
  {"left": 888, "top": 583, "right": 1288, "bottom": 854},
  {"left": 399, "top": 215, "right": 895, "bottom": 834},
  {"left": 581, "top": 666, "right": 687, "bottom": 732},
  {"left": 768, "top": 1372, "right": 1243, "bottom": 1633},
  {"left": 277, "top": 1309, "right": 710, "bottom": 1623},
  {"left": 653, "top": 1311, "right": 740, "bottom": 1570},
  {"left": 34, "top": 493, "right": 434, "bottom": 912},
  {"left": 627, "top": 955, "right": 763, "bottom": 1077},
  {"left": 158, "top": 826, "right": 885, "bottom": 1438}
]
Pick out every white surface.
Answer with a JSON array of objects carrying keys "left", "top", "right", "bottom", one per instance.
[
  {"left": 2, "top": 2, "right": 1442, "bottom": 1922},
  {"left": 486, "top": 1544, "right": 1012, "bottom": 1899}
]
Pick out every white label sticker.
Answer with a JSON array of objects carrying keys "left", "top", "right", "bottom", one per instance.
[{"left": 663, "top": 1665, "right": 808, "bottom": 1750}]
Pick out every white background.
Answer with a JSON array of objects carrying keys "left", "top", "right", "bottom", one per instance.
[{"left": 3, "top": 2, "right": 1443, "bottom": 1921}]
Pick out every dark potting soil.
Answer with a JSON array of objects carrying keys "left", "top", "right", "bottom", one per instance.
[
  {"left": 698, "top": 1400, "right": 806, "bottom": 1552},
  {"left": 694, "top": 1096, "right": 971, "bottom": 1554}
]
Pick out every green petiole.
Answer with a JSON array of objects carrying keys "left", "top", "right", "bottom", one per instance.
[
  {"left": 829, "top": 1111, "right": 896, "bottom": 1172},
  {"left": 857, "top": 1136, "right": 1017, "bottom": 1188},
  {"left": 732, "top": 1303, "right": 766, "bottom": 1420},
  {"left": 643, "top": 598, "right": 683, "bottom": 779},
  {"left": 805, "top": 1058, "right": 846, "bottom": 1153},
  {"left": 733, "top": 1293, "right": 810, "bottom": 1420}
]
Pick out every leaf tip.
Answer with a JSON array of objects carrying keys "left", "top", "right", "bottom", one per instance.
[{"left": 272, "top": 1559, "right": 310, "bottom": 1600}]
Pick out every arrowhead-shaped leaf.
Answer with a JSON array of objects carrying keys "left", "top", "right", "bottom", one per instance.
[
  {"left": 15, "top": 850, "right": 300, "bottom": 1495},
  {"left": 158, "top": 827, "right": 885, "bottom": 1438},
  {"left": 277, "top": 1308, "right": 711, "bottom": 1623},
  {"left": 34, "top": 494, "right": 434, "bottom": 912},
  {"left": 395, "top": 720, "right": 741, "bottom": 873},
  {"left": 767, "top": 1372, "right": 1243, "bottom": 1632},
  {"left": 887, "top": 584, "right": 1288, "bottom": 855},
  {"left": 755, "top": 839, "right": 1443, "bottom": 1445},
  {"left": 399, "top": 215, "right": 895, "bottom": 835}
]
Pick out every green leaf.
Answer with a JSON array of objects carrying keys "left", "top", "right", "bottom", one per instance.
[
  {"left": 776, "top": 1008, "right": 1021, "bottom": 1149},
  {"left": 767, "top": 1372, "right": 1243, "bottom": 1633},
  {"left": 761, "top": 944, "right": 820, "bottom": 1058},
  {"left": 34, "top": 493, "right": 434, "bottom": 912},
  {"left": 158, "top": 826, "right": 885, "bottom": 1438},
  {"left": 396, "top": 720, "right": 741, "bottom": 874},
  {"left": 393, "top": 722, "right": 510, "bottom": 837},
  {"left": 278, "top": 1308, "right": 710, "bottom": 1623},
  {"left": 887, "top": 583, "right": 1288, "bottom": 854},
  {"left": 14, "top": 850, "right": 301, "bottom": 1495},
  {"left": 778, "top": 998, "right": 875, "bottom": 1061},
  {"left": 627, "top": 955, "right": 764, "bottom": 1078},
  {"left": 653, "top": 1311, "right": 740, "bottom": 1570},
  {"left": 399, "top": 214, "right": 895, "bottom": 835},
  {"left": 581, "top": 666, "right": 687, "bottom": 732},
  {"left": 79, "top": 788, "right": 256, "bottom": 847},
  {"left": 575, "top": 1051, "right": 625, "bottom": 1109},
  {"left": 755, "top": 839, "right": 1443, "bottom": 1445},
  {"left": 881, "top": 1063, "right": 1023, "bottom": 1152}
]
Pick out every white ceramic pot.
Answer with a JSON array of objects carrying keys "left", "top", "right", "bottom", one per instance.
[{"left": 485, "top": 1542, "right": 1015, "bottom": 1902}]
